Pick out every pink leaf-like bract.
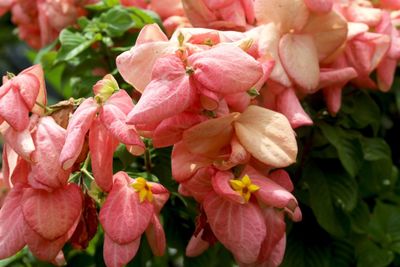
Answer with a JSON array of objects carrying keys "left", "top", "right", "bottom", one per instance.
[{"left": 103, "top": 234, "right": 140, "bottom": 267}]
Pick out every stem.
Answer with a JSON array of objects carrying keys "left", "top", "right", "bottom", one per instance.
[
  {"left": 82, "top": 168, "right": 95, "bottom": 181},
  {"left": 144, "top": 148, "right": 152, "bottom": 174},
  {"left": 35, "top": 101, "right": 53, "bottom": 114}
]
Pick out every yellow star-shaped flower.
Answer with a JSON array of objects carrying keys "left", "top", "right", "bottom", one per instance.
[
  {"left": 131, "top": 177, "right": 153, "bottom": 203},
  {"left": 229, "top": 174, "right": 260, "bottom": 202}
]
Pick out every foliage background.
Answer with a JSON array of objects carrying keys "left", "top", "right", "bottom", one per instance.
[{"left": 1, "top": 2, "right": 400, "bottom": 266}]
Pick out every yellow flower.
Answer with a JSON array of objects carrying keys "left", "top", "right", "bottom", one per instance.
[
  {"left": 131, "top": 177, "right": 153, "bottom": 203},
  {"left": 229, "top": 174, "right": 260, "bottom": 202}
]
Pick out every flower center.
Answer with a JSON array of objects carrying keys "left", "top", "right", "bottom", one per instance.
[
  {"left": 131, "top": 177, "right": 153, "bottom": 203},
  {"left": 229, "top": 174, "right": 260, "bottom": 202}
]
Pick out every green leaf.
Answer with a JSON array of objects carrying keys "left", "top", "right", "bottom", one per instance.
[
  {"left": 361, "top": 138, "right": 391, "bottom": 161},
  {"left": 319, "top": 123, "right": 363, "bottom": 177},
  {"left": 99, "top": 7, "right": 135, "bottom": 37},
  {"left": 350, "top": 200, "right": 370, "bottom": 234},
  {"left": 56, "top": 29, "right": 98, "bottom": 62},
  {"left": 302, "top": 163, "right": 357, "bottom": 236},
  {"left": 355, "top": 238, "right": 394, "bottom": 267},
  {"left": 368, "top": 202, "right": 400, "bottom": 253}
]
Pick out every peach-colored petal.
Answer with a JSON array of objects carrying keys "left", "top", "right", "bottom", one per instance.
[
  {"left": 377, "top": 57, "right": 397, "bottom": 92},
  {"left": 345, "top": 4, "right": 382, "bottom": 27},
  {"left": 145, "top": 215, "right": 166, "bottom": 256},
  {"left": 1, "top": 122, "right": 35, "bottom": 161},
  {"left": 302, "top": 11, "right": 348, "bottom": 61},
  {"left": 136, "top": 23, "right": 168, "bottom": 45},
  {"left": 254, "top": 0, "right": 309, "bottom": 33},
  {"left": 323, "top": 86, "right": 342, "bottom": 115},
  {"left": 180, "top": 167, "right": 214, "bottom": 202},
  {"left": 20, "top": 64, "right": 47, "bottom": 115},
  {"left": 234, "top": 106, "right": 298, "bottom": 168},
  {"left": 183, "top": 113, "right": 237, "bottom": 156},
  {"left": 279, "top": 33, "right": 320, "bottom": 91},
  {"left": 0, "top": 87, "right": 29, "bottom": 131},
  {"left": 186, "top": 229, "right": 210, "bottom": 257},
  {"left": 212, "top": 171, "right": 244, "bottom": 203}
]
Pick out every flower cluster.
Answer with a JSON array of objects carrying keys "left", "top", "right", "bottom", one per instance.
[
  {"left": 0, "top": 0, "right": 399, "bottom": 266},
  {"left": 0, "top": 67, "right": 169, "bottom": 267}
]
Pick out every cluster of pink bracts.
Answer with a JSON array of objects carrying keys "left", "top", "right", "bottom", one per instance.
[{"left": 0, "top": 0, "right": 400, "bottom": 267}]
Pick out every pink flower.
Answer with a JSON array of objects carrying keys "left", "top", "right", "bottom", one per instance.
[
  {"left": 60, "top": 75, "right": 144, "bottom": 192},
  {"left": 0, "top": 117, "right": 83, "bottom": 263},
  {"left": 99, "top": 172, "right": 169, "bottom": 267}
]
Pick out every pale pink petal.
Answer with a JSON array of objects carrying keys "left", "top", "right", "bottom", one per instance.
[
  {"left": 304, "top": 0, "right": 332, "bottom": 13},
  {"left": 302, "top": 11, "right": 348, "bottom": 61},
  {"left": 60, "top": 98, "right": 98, "bottom": 170},
  {"left": 189, "top": 45, "right": 263, "bottom": 95},
  {"left": 254, "top": 0, "right": 309, "bottom": 33},
  {"left": 89, "top": 118, "right": 119, "bottom": 193},
  {"left": 0, "top": 87, "right": 29, "bottom": 131},
  {"left": 0, "top": 184, "right": 27, "bottom": 259},
  {"left": 186, "top": 229, "right": 210, "bottom": 257},
  {"left": 20, "top": 64, "right": 47, "bottom": 115},
  {"left": 22, "top": 184, "right": 83, "bottom": 241},
  {"left": 29, "top": 117, "right": 69, "bottom": 190},
  {"left": 126, "top": 55, "right": 196, "bottom": 126},
  {"left": 275, "top": 88, "right": 313, "bottom": 129},
  {"left": 99, "top": 172, "right": 154, "bottom": 244},
  {"left": 347, "top": 22, "right": 369, "bottom": 40},
  {"left": 380, "top": 0, "right": 400, "bottom": 9},
  {"left": 153, "top": 112, "right": 205, "bottom": 148},
  {"left": 323, "top": 86, "right": 343, "bottom": 115},
  {"left": 182, "top": 113, "right": 237, "bottom": 156},
  {"left": 150, "top": 0, "right": 184, "bottom": 19},
  {"left": 104, "top": 89, "right": 134, "bottom": 114},
  {"left": 148, "top": 182, "right": 170, "bottom": 213},
  {"left": 377, "top": 57, "right": 397, "bottom": 92},
  {"left": 171, "top": 142, "right": 213, "bottom": 182},
  {"left": 234, "top": 106, "right": 298, "bottom": 168},
  {"left": 116, "top": 42, "right": 176, "bottom": 93},
  {"left": 145, "top": 215, "right": 166, "bottom": 256},
  {"left": 136, "top": 23, "right": 168, "bottom": 45},
  {"left": 279, "top": 33, "right": 320, "bottom": 92},
  {"left": 268, "top": 169, "right": 294, "bottom": 192},
  {"left": 103, "top": 234, "right": 140, "bottom": 267},
  {"left": 1, "top": 123, "right": 35, "bottom": 161},
  {"left": 345, "top": 5, "right": 382, "bottom": 27},
  {"left": 101, "top": 94, "right": 145, "bottom": 154},
  {"left": 181, "top": 0, "right": 217, "bottom": 28},
  {"left": 211, "top": 171, "right": 244, "bottom": 204},
  {"left": 203, "top": 192, "right": 266, "bottom": 264},
  {"left": 180, "top": 167, "right": 214, "bottom": 202},
  {"left": 12, "top": 73, "right": 39, "bottom": 110},
  {"left": 318, "top": 67, "right": 358, "bottom": 89}
]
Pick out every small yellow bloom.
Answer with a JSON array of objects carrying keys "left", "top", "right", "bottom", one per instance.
[
  {"left": 229, "top": 174, "right": 260, "bottom": 202},
  {"left": 132, "top": 177, "right": 153, "bottom": 203}
]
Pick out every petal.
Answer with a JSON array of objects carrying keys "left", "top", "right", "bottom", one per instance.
[
  {"left": 149, "top": 182, "right": 170, "bottom": 214},
  {"left": 268, "top": 169, "right": 294, "bottom": 192},
  {"left": 275, "top": 88, "right": 313, "bottom": 129},
  {"left": 318, "top": 67, "right": 358, "bottom": 89},
  {"left": 116, "top": 42, "right": 176, "bottom": 93},
  {"left": 101, "top": 95, "right": 145, "bottom": 154},
  {"left": 377, "top": 57, "right": 397, "bottom": 92},
  {"left": 279, "top": 33, "right": 320, "bottom": 91},
  {"left": 0, "top": 87, "right": 29, "bottom": 131},
  {"left": 181, "top": 167, "right": 214, "bottom": 202},
  {"left": 1, "top": 123, "right": 35, "bottom": 161},
  {"left": 302, "top": 11, "right": 348, "bottom": 61},
  {"left": 136, "top": 23, "right": 168, "bottom": 45},
  {"left": 103, "top": 234, "right": 140, "bottom": 267},
  {"left": 29, "top": 117, "right": 69, "bottom": 190},
  {"left": 234, "top": 106, "right": 298, "bottom": 168},
  {"left": 12, "top": 73, "right": 39, "bottom": 110},
  {"left": 24, "top": 214, "right": 80, "bottom": 262},
  {"left": 126, "top": 55, "right": 196, "bottom": 126},
  {"left": 22, "top": 184, "right": 83, "bottom": 241},
  {"left": 105, "top": 89, "right": 134, "bottom": 114},
  {"left": 181, "top": 0, "right": 217, "bottom": 28},
  {"left": 21, "top": 64, "right": 47, "bottom": 115},
  {"left": 182, "top": 113, "right": 237, "bottom": 156},
  {"left": 186, "top": 229, "right": 210, "bottom": 257},
  {"left": 345, "top": 5, "right": 382, "bottom": 27},
  {"left": 153, "top": 112, "right": 205, "bottom": 148},
  {"left": 0, "top": 184, "right": 27, "bottom": 259},
  {"left": 60, "top": 98, "right": 97, "bottom": 170},
  {"left": 2, "top": 144, "right": 30, "bottom": 187},
  {"left": 89, "top": 118, "right": 119, "bottom": 193},
  {"left": 171, "top": 142, "right": 213, "bottom": 182},
  {"left": 145, "top": 215, "right": 166, "bottom": 256},
  {"left": 188, "top": 45, "right": 263, "bottom": 94},
  {"left": 99, "top": 172, "right": 154, "bottom": 244},
  {"left": 323, "top": 86, "right": 343, "bottom": 115},
  {"left": 254, "top": 0, "right": 309, "bottom": 33},
  {"left": 203, "top": 192, "right": 266, "bottom": 264},
  {"left": 211, "top": 171, "right": 244, "bottom": 204},
  {"left": 303, "top": 0, "right": 332, "bottom": 13}
]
